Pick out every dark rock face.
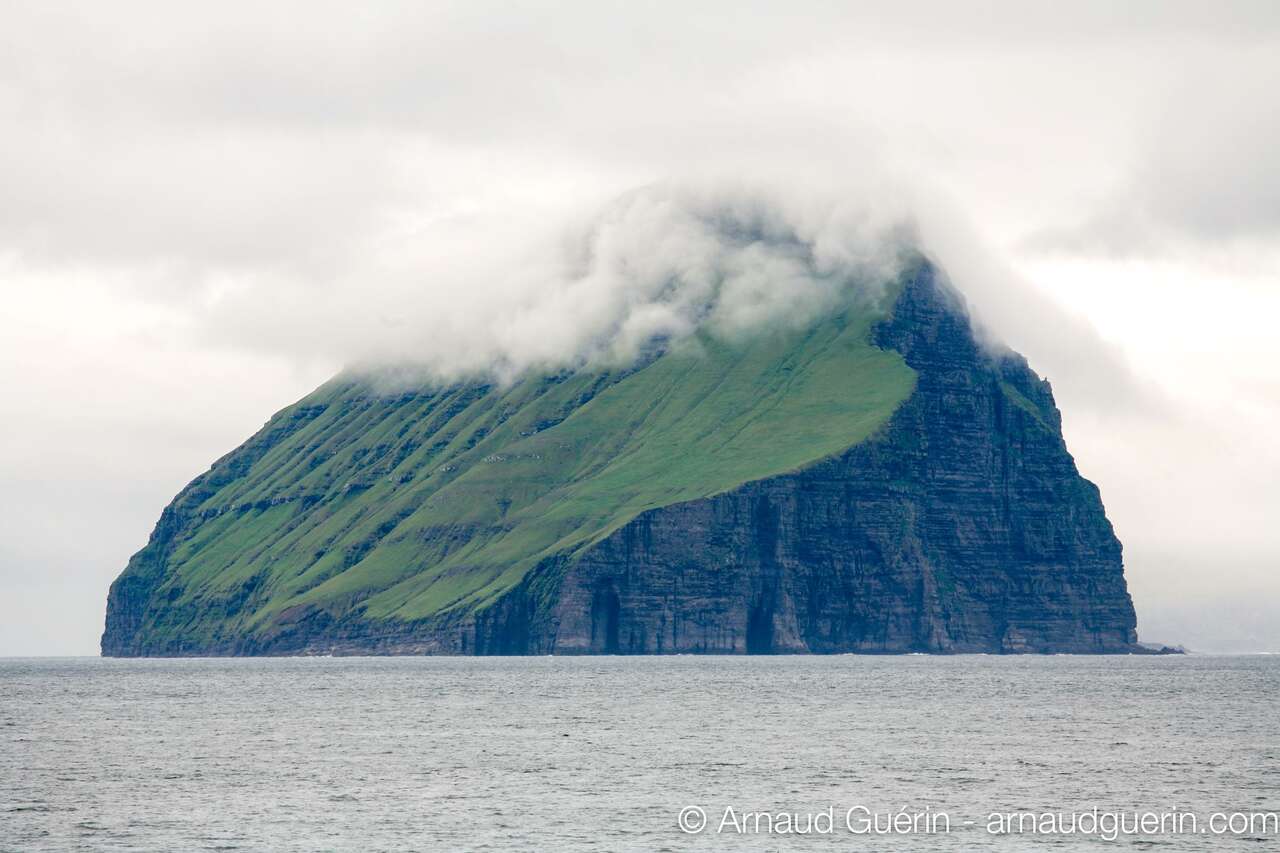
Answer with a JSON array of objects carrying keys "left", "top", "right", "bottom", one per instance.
[
  {"left": 102, "top": 263, "right": 1142, "bottom": 656},
  {"left": 101, "top": 404, "right": 332, "bottom": 657},
  {"left": 525, "top": 268, "right": 1140, "bottom": 654}
]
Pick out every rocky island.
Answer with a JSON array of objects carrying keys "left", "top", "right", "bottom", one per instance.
[{"left": 103, "top": 258, "right": 1145, "bottom": 655}]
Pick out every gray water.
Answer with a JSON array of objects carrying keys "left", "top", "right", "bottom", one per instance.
[{"left": 1, "top": 656, "right": 1277, "bottom": 851}]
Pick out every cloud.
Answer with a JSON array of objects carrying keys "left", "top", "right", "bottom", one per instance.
[
  {"left": 2, "top": 1, "right": 1279, "bottom": 653},
  {"left": 237, "top": 181, "right": 924, "bottom": 382},
  {"left": 1020, "top": 47, "right": 1280, "bottom": 262}
]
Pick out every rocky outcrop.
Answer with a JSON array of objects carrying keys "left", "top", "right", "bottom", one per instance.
[
  {"left": 103, "top": 262, "right": 1144, "bottom": 655},
  {"left": 528, "top": 266, "right": 1139, "bottom": 654}
]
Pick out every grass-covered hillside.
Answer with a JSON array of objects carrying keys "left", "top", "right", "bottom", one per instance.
[{"left": 104, "top": 281, "right": 918, "bottom": 652}]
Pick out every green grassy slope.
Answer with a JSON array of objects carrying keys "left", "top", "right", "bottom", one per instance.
[{"left": 132, "top": 286, "right": 918, "bottom": 645}]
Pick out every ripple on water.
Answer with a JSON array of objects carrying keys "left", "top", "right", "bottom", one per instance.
[{"left": 0, "top": 655, "right": 1276, "bottom": 852}]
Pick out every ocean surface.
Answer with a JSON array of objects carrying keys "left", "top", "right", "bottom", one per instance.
[{"left": 1, "top": 655, "right": 1277, "bottom": 851}]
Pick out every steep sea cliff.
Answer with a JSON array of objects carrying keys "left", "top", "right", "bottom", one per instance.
[{"left": 103, "top": 262, "right": 1142, "bottom": 655}]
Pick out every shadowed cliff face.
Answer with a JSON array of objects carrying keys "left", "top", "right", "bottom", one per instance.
[
  {"left": 534, "top": 266, "right": 1139, "bottom": 654},
  {"left": 103, "top": 261, "right": 1141, "bottom": 656}
]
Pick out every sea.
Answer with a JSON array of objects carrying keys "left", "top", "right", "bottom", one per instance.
[{"left": 1, "top": 655, "right": 1277, "bottom": 851}]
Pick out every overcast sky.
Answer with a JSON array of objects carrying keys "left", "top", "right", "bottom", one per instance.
[{"left": 2, "top": 1, "right": 1277, "bottom": 655}]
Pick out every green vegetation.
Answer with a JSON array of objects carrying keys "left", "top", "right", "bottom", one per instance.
[{"left": 134, "top": 284, "right": 918, "bottom": 644}]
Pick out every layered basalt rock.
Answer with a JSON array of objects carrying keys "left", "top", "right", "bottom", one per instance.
[
  {"left": 532, "top": 269, "right": 1139, "bottom": 654},
  {"left": 103, "top": 262, "right": 1142, "bottom": 656}
]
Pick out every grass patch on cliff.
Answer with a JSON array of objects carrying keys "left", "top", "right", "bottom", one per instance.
[{"left": 134, "top": 281, "right": 919, "bottom": 639}]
